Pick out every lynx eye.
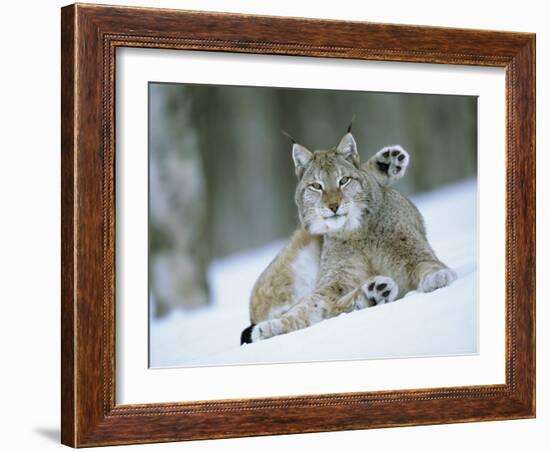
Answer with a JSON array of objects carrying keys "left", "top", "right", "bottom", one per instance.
[
  {"left": 309, "top": 182, "right": 323, "bottom": 191},
  {"left": 339, "top": 176, "right": 351, "bottom": 187}
]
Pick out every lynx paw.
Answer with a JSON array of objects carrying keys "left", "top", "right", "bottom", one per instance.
[
  {"left": 250, "top": 318, "right": 283, "bottom": 342},
  {"left": 374, "top": 145, "right": 409, "bottom": 179},
  {"left": 360, "top": 276, "right": 399, "bottom": 307},
  {"left": 418, "top": 268, "right": 457, "bottom": 293}
]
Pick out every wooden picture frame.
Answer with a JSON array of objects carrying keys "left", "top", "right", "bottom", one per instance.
[{"left": 61, "top": 3, "right": 535, "bottom": 447}]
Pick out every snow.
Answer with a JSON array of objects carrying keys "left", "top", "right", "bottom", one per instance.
[{"left": 149, "top": 179, "right": 478, "bottom": 368}]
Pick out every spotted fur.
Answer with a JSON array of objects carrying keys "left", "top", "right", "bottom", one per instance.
[{"left": 243, "top": 131, "right": 456, "bottom": 343}]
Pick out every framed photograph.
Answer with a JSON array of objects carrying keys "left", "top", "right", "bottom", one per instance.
[{"left": 61, "top": 3, "right": 535, "bottom": 447}]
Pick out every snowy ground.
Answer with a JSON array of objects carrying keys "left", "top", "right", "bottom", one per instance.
[{"left": 149, "top": 179, "right": 478, "bottom": 368}]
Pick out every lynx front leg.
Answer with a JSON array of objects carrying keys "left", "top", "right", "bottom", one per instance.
[
  {"left": 362, "top": 145, "right": 409, "bottom": 187},
  {"left": 249, "top": 284, "right": 351, "bottom": 342},
  {"left": 250, "top": 276, "right": 400, "bottom": 342},
  {"left": 250, "top": 294, "right": 324, "bottom": 342}
]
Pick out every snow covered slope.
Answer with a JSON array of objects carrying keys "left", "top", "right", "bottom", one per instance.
[{"left": 150, "top": 179, "right": 478, "bottom": 368}]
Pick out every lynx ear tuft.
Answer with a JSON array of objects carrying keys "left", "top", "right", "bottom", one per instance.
[
  {"left": 346, "top": 114, "right": 355, "bottom": 133},
  {"left": 337, "top": 132, "right": 359, "bottom": 167},
  {"left": 281, "top": 129, "right": 297, "bottom": 144},
  {"left": 292, "top": 143, "right": 313, "bottom": 178}
]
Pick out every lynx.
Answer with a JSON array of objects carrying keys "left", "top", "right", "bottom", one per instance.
[{"left": 241, "top": 127, "right": 456, "bottom": 344}]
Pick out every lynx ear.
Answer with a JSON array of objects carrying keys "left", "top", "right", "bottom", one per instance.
[
  {"left": 292, "top": 143, "right": 313, "bottom": 178},
  {"left": 337, "top": 132, "right": 359, "bottom": 167}
]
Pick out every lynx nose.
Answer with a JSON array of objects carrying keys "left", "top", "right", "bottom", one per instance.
[{"left": 328, "top": 203, "right": 340, "bottom": 214}]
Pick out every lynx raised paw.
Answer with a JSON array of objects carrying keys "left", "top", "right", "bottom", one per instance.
[
  {"left": 249, "top": 318, "right": 283, "bottom": 342},
  {"left": 418, "top": 268, "right": 457, "bottom": 293},
  {"left": 374, "top": 145, "right": 409, "bottom": 182},
  {"left": 360, "top": 276, "right": 399, "bottom": 307}
]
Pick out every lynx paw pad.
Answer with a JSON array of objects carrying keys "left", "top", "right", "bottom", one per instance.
[
  {"left": 375, "top": 145, "right": 409, "bottom": 178},
  {"left": 362, "top": 276, "right": 399, "bottom": 306},
  {"left": 418, "top": 268, "right": 457, "bottom": 293}
]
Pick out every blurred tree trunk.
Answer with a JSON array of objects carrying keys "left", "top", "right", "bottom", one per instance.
[
  {"left": 149, "top": 84, "right": 210, "bottom": 316},
  {"left": 191, "top": 86, "right": 297, "bottom": 258}
]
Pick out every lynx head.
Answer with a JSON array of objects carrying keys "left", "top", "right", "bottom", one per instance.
[{"left": 291, "top": 131, "right": 380, "bottom": 235}]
